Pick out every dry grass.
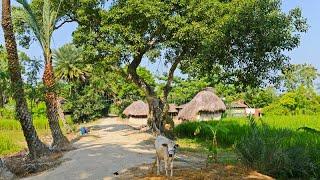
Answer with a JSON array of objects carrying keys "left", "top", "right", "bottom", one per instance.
[{"left": 118, "top": 163, "right": 273, "bottom": 180}]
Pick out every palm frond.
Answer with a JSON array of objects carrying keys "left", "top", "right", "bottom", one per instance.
[
  {"left": 17, "top": 0, "right": 64, "bottom": 54},
  {"left": 16, "top": 0, "right": 44, "bottom": 49}
]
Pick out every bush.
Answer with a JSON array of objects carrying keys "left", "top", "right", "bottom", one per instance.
[
  {"left": 0, "top": 103, "right": 15, "bottom": 120},
  {"left": 174, "top": 120, "right": 249, "bottom": 147},
  {"left": 67, "top": 88, "right": 111, "bottom": 123},
  {"left": 235, "top": 122, "right": 320, "bottom": 178},
  {"left": 263, "top": 86, "right": 320, "bottom": 115}
]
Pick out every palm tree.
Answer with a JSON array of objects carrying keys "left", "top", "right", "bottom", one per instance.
[
  {"left": 53, "top": 44, "right": 91, "bottom": 133},
  {"left": 1, "top": 0, "right": 50, "bottom": 158},
  {"left": 54, "top": 44, "right": 91, "bottom": 83},
  {"left": 16, "top": 0, "right": 70, "bottom": 150}
]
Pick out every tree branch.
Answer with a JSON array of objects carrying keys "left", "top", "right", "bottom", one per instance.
[
  {"left": 161, "top": 56, "right": 182, "bottom": 117},
  {"left": 127, "top": 48, "right": 155, "bottom": 97},
  {"left": 54, "top": 19, "right": 74, "bottom": 30}
]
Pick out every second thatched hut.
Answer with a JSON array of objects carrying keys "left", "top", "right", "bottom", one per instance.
[
  {"left": 168, "top": 104, "right": 178, "bottom": 117},
  {"left": 123, "top": 100, "right": 149, "bottom": 125},
  {"left": 228, "top": 100, "right": 248, "bottom": 117},
  {"left": 177, "top": 87, "right": 226, "bottom": 121}
]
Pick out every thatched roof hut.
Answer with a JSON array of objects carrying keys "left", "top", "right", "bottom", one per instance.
[
  {"left": 176, "top": 103, "right": 187, "bottom": 111},
  {"left": 178, "top": 87, "right": 226, "bottom": 121},
  {"left": 123, "top": 100, "right": 149, "bottom": 118},
  {"left": 228, "top": 100, "right": 248, "bottom": 117},
  {"left": 168, "top": 104, "right": 178, "bottom": 113},
  {"left": 230, "top": 100, "right": 248, "bottom": 108}
]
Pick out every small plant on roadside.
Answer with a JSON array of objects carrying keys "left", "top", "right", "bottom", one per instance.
[{"left": 194, "top": 120, "right": 228, "bottom": 166}]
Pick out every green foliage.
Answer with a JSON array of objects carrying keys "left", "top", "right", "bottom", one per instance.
[
  {"left": 0, "top": 101, "right": 15, "bottom": 120},
  {"left": 243, "top": 87, "right": 277, "bottom": 108},
  {"left": 54, "top": 44, "right": 91, "bottom": 82},
  {"left": 0, "top": 103, "right": 72, "bottom": 156},
  {"left": 0, "top": 102, "right": 65, "bottom": 131},
  {"left": 263, "top": 86, "right": 320, "bottom": 115},
  {"left": 211, "top": 83, "right": 277, "bottom": 108},
  {"left": 297, "top": 126, "right": 320, "bottom": 135},
  {"left": 175, "top": 116, "right": 320, "bottom": 178},
  {"left": 186, "top": 0, "right": 308, "bottom": 89},
  {"left": 0, "top": 46, "right": 10, "bottom": 108},
  {"left": 194, "top": 121, "right": 229, "bottom": 163},
  {"left": 66, "top": 85, "right": 110, "bottom": 123},
  {"left": 0, "top": 134, "right": 22, "bottom": 156},
  {"left": 162, "top": 77, "right": 209, "bottom": 105},
  {"left": 95, "top": 67, "right": 155, "bottom": 116},
  {"left": 175, "top": 120, "right": 249, "bottom": 147},
  {"left": 16, "top": 0, "right": 61, "bottom": 52},
  {"left": 235, "top": 121, "right": 320, "bottom": 178},
  {"left": 281, "top": 63, "right": 319, "bottom": 91}
]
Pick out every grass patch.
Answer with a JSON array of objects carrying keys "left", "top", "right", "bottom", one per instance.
[
  {"left": 174, "top": 115, "right": 320, "bottom": 179},
  {"left": 0, "top": 115, "right": 74, "bottom": 157},
  {"left": 176, "top": 138, "right": 208, "bottom": 153},
  {"left": 0, "top": 134, "right": 23, "bottom": 156}
]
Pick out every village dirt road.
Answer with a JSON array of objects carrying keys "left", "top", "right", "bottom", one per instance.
[{"left": 23, "top": 117, "right": 155, "bottom": 180}]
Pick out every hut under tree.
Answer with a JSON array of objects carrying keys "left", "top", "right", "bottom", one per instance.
[
  {"left": 123, "top": 100, "right": 149, "bottom": 125},
  {"left": 178, "top": 87, "right": 226, "bottom": 121},
  {"left": 176, "top": 103, "right": 187, "bottom": 112},
  {"left": 229, "top": 100, "right": 248, "bottom": 117},
  {"left": 168, "top": 104, "right": 178, "bottom": 118}
]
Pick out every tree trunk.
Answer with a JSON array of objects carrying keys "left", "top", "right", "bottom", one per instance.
[
  {"left": 57, "top": 98, "right": 72, "bottom": 133},
  {"left": 42, "top": 55, "right": 70, "bottom": 150},
  {"left": 1, "top": 0, "right": 50, "bottom": 159},
  {"left": 146, "top": 97, "right": 163, "bottom": 131},
  {"left": 146, "top": 96, "right": 174, "bottom": 139},
  {"left": 127, "top": 49, "right": 175, "bottom": 137}
]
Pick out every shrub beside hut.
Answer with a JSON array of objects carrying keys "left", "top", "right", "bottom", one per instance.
[
  {"left": 123, "top": 100, "right": 149, "bottom": 125},
  {"left": 178, "top": 87, "right": 226, "bottom": 121}
]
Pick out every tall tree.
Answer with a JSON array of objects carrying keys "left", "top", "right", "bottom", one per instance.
[
  {"left": 53, "top": 44, "right": 91, "bottom": 83},
  {"left": 1, "top": 0, "right": 49, "bottom": 158},
  {"left": 185, "top": 0, "right": 308, "bottom": 90},
  {"left": 16, "top": 0, "right": 69, "bottom": 150},
  {"left": 73, "top": 0, "right": 307, "bottom": 135},
  {"left": 281, "top": 64, "right": 319, "bottom": 91}
]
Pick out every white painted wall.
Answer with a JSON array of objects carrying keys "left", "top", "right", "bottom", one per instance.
[{"left": 197, "top": 112, "right": 222, "bottom": 121}]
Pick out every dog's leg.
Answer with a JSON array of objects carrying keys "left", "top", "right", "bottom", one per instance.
[
  {"left": 156, "top": 156, "right": 160, "bottom": 175},
  {"left": 164, "top": 160, "right": 168, "bottom": 176},
  {"left": 170, "top": 160, "right": 173, "bottom": 177}
]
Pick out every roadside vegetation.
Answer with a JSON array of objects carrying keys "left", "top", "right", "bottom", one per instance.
[
  {"left": 1, "top": 0, "right": 320, "bottom": 179},
  {"left": 175, "top": 115, "right": 320, "bottom": 179},
  {"left": 0, "top": 102, "right": 73, "bottom": 156}
]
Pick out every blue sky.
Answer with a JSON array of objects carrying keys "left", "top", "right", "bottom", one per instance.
[
  {"left": 0, "top": 0, "right": 319, "bottom": 77},
  {"left": 282, "top": 0, "right": 320, "bottom": 71}
]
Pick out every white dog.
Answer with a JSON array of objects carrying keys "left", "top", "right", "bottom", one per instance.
[{"left": 154, "top": 135, "right": 179, "bottom": 176}]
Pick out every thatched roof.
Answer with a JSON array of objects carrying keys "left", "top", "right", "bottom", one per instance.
[
  {"left": 176, "top": 103, "right": 187, "bottom": 110},
  {"left": 230, "top": 100, "right": 248, "bottom": 108},
  {"left": 123, "top": 100, "right": 149, "bottom": 117},
  {"left": 168, "top": 104, "right": 178, "bottom": 113},
  {"left": 178, "top": 87, "right": 226, "bottom": 120}
]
